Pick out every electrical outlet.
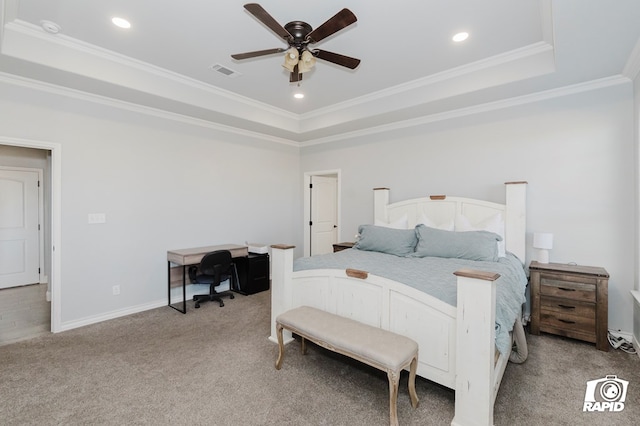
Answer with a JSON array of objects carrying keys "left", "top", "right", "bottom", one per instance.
[{"left": 112, "top": 285, "right": 120, "bottom": 295}]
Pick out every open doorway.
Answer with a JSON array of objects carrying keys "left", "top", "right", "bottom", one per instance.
[
  {"left": 0, "top": 138, "right": 61, "bottom": 338},
  {"left": 303, "top": 170, "right": 341, "bottom": 257}
]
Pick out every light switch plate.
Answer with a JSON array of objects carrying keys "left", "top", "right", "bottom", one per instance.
[{"left": 88, "top": 213, "right": 106, "bottom": 224}]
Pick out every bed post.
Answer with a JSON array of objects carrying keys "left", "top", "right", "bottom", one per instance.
[
  {"left": 373, "top": 187, "right": 390, "bottom": 223},
  {"left": 269, "top": 244, "right": 295, "bottom": 345},
  {"left": 451, "top": 269, "right": 500, "bottom": 426},
  {"left": 505, "top": 181, "right": 527, "bottom": 262}
]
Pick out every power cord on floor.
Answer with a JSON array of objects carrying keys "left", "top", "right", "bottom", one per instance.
[{"left": 607, "top": 331, "right": 637, "bottom": 354}]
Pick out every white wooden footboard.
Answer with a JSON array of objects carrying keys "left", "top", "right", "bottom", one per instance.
[{"left": 270, "top": 245, "right": 505, "bottom": 426}]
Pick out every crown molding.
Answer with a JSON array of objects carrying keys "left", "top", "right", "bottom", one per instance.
[
  {"left": 300, "top": 42, "right": 554, "bottom": 122},
  {"left": 0, "top": 70, "right": 629, "bottom": 150},
  {"left": 300, "top": 75, "right": 630, "bottom": 148},
  {"left": 5, "top": 20, "right": 298, "bottom": 119},
  {"left": 0, "top": 71, "right": 300, "bottom": 148},
  {"left": 2, "top": 20, "right": 302, "bottom": 132}
]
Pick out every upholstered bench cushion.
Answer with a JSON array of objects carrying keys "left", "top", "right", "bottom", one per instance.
[{"left": 276, "top": 306, "right": 418, "bottom": 371}]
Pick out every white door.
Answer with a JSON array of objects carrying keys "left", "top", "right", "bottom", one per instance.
[
  {"left": 0, "top": 169, "right": 40, "bottom": 289},
  {"left": 310, "top": 176, "right": 338, "bottom": 255}
]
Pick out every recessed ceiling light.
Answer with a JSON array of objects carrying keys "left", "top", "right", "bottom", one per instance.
[
  {"left": 112, "top": 17, "right": 131, "bottom": 29},
  {"left": 452, "top": 32, "right": 469, "bottom": 42},
  {"left": 40, "top": 20, "right": 61, "bottom": 34},
  {"left": 294, "top": 93, "right": 304, "bottom": 99}
]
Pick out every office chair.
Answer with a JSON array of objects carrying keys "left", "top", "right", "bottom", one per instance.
[{"left": 189, "top": 250, "right": 236, "bottom": 308}]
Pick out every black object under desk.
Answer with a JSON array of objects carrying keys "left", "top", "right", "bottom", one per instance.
[{"left": 234, "top": 253, "right": 270, "bottom": 295}]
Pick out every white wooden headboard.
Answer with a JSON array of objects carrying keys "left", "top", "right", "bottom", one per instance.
[{"left": 373, "top": 182, "right": 528, "bottom": 262}]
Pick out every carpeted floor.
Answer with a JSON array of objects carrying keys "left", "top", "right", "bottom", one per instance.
[{"left": 0, "top": 290, "right": 638, "bottom": 425}]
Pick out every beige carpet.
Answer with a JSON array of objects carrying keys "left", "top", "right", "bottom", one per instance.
[{"left": 0, "top": 290, "right": 638, "bottom": 425}]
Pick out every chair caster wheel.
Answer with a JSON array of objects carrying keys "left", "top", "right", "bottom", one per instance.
[
  {"left": 230, "top": 294, "right": 235, "bottom": 299},
  {"left": 220, "top": 302, "right": 225, "bottom": 307},
  {"left": 195, "top": 304, "right": 200, "bottom": 309}
]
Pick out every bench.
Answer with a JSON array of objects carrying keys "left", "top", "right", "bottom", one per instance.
[{"left": 275, "top": 306, "right": 419, "bottom": 426}]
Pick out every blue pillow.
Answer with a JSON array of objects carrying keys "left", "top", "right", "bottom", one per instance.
[
  {"left": 412, "top": 224, "right": 501, "bottom": 261},
  {"left": 353, "top": 225, "right": 417, "bottom": 257}
]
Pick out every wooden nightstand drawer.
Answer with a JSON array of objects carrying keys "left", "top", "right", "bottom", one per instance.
[
  {"left": 540, "top": 296, "right": 595, "bottom": 317},
  {"left": 540, "top": 278, "right": 596, "bottom": 303},
  {"left": 539, "top": 311, "right": 596, "bottom": 343},
  {"left": 540, "top": 310, "right": 596, "bottom": 333}
]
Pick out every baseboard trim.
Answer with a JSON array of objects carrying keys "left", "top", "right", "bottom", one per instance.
[
  {"left": 57, "top": 299, "right": 167, "bottom": 333},
  {"left": 56, "top": 281, "right": 233, "bottom": 333}
]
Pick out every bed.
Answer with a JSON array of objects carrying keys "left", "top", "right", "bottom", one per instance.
[{"left": 269, "top": 181, "right": 528, "bottom": 426}]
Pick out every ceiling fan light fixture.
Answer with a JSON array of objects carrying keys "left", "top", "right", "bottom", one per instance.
[
  {"left": 234, "top": 4, "right": 360, "bottom": 81},
  {"left": 298, "top": 50, "right": 316, "bottom": 73},
  {"left": 282, "top": 47, "right": 299, "bottom": 72}
]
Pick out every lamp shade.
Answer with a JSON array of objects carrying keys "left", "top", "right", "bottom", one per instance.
[
  {"left": 282, "top": 48, "right": 299, "bottom": 72},
  {"left": 298, "top": 50, "right": 316, "bottom": 73},
  {"left": 533, "top": 233, "right": 553, "bottom": 250}
]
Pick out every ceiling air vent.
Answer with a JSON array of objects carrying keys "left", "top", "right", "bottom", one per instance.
[{"left": 209, "top": 64, "right": 242, "bottom": 78}]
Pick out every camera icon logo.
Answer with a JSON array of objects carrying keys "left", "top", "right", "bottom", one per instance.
[{"left": 583, "top": 375, "right": 629, "bottom": 412}]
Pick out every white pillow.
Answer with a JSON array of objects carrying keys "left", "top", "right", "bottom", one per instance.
[
  {"left": 455, "top": 213, "right": 506, "bottom": 257},
  {"left": 374, "top": 213, "right": 408, "bottom": 229},
  {"left": 417, "top": 213, "right": 454, "bottom": 231}
]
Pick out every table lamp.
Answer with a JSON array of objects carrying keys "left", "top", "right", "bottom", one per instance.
[{"left": 533, "top": 232, "right": 553, "bottom": 264}]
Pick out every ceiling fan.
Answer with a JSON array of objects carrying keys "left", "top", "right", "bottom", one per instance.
[{"left": 231, "top": 3, "right": 360, "bottom": 83}]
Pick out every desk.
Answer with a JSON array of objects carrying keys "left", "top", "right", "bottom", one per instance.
[{"left": 167, "top": 244, "right": 248, "bottom": 313}]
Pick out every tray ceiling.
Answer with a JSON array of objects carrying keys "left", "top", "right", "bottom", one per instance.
[{"left": 1, "top": 0, "right": 639, "bottom": 144}]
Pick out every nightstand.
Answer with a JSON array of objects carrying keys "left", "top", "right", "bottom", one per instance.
[
  {"left": 332, "top": 242, "right": 355, "bottom": 252},
  {"left": 529, "top": 261, "right": 609, "bottom": 351}
]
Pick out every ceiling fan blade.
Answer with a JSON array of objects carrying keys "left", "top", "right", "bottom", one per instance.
[
  {"left": 314, "top": 49, "right": 361, "bottom": 69},
  {"left": 244, "top": 3, "right": 292, "bottom": 41},
  {"left": 307, "top": 8, "right": 357, "bottom": 44},
  {"left": 231, "top": 48, "right": 286, "bottom": 60}
]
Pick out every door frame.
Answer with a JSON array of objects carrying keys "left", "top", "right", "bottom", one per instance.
[
  {"left": 0, "top": 136, "right": 62, "bottom": 333},
  {"left": 0, "top": 166, "right": 45, "bottom": 287},
  {"left": 303, "top": 169, "right": 341, "bottom": 257}
]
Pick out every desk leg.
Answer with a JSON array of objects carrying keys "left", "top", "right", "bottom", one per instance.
[
  {"left": 167, "top": 261, "right": 187, "bottom": 314},
  {"left": 182, "top": 265, "right": 187, "bottom": 313}
]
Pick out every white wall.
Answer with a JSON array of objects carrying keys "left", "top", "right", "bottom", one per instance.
[
  {"left": 301, "top": 82, "right": 636, "bottom": 334},
  {"left": 0, "top": 80, "right": 300, "bottom": 328}
]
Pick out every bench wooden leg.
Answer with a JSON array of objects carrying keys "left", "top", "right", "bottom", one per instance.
[
  {"left": 301, "top": 336, "right": 307, "bottom": 355},
  {"left": 275, "top": 323, "right": 284, "bottom": 370},
  {"left": 387, "top": 370, "right": 400, "bottom": 426},
  {"left": 408, "top": 356, "right": 419, "bottom": 409}
]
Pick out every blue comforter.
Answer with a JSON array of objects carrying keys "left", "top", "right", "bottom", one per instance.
[{"left": 294, "top": 249, "right": 527, "bottom": 355}]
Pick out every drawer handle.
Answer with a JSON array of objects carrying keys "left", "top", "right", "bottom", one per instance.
[
  {"left": 558, "top": 287, "right": 576, "bottom": 292},
  {"left": 558, "top": 304, "right": 576, "bottom": 310},
  {"left": 558, "top": 319, "right": 576, "bottom": 324}
]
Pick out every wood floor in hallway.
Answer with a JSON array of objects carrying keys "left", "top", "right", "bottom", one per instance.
[{"left": 0, "top": 283, "right": 50, "bottom": 346}]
